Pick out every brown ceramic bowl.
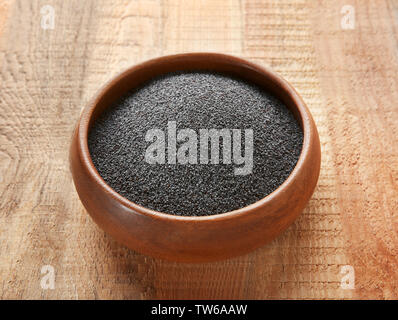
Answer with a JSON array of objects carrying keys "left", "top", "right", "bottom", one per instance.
[{"left": 70, "top": 53, "right": 321, "bottom": 263}]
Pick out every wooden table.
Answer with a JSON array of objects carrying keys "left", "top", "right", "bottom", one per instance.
[{"left": 0, "top": 0, "right": 397, "bottom": 299}]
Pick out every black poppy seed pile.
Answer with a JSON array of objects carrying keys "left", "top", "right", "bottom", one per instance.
[{"left": 88, "top": 71, "right": 303, "bottom": 216}]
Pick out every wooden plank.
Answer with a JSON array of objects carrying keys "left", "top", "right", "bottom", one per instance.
[
  {"left": 312, "top": 0, "right": 398, "bottom": 299},
  {"left": 0, "top": 0, "right": 397, "bottom": 299}
]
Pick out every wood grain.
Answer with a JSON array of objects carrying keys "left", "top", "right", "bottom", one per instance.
[{"left": 0, "top": 0, "right": 397, "bottom": 299}]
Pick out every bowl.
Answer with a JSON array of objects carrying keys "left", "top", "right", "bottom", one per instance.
[{"left": 70, "top": 53, "right": 321, "bottom": 262}]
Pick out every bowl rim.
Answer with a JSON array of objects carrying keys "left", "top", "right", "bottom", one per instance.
[{"left": 77, "top": 52, "right": 315, "bottom": 221}]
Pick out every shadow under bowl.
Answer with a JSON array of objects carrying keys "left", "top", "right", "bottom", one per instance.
[{"left": 70, "top": 52, "right": 321, "bottom": 263}]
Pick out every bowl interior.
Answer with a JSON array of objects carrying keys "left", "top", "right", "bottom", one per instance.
[
  {"left": 80, "top": 53, "right": 309, "bottom": 219},
  {"left": 87, "top": 54, "right": 304, "bottom": 132}
]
